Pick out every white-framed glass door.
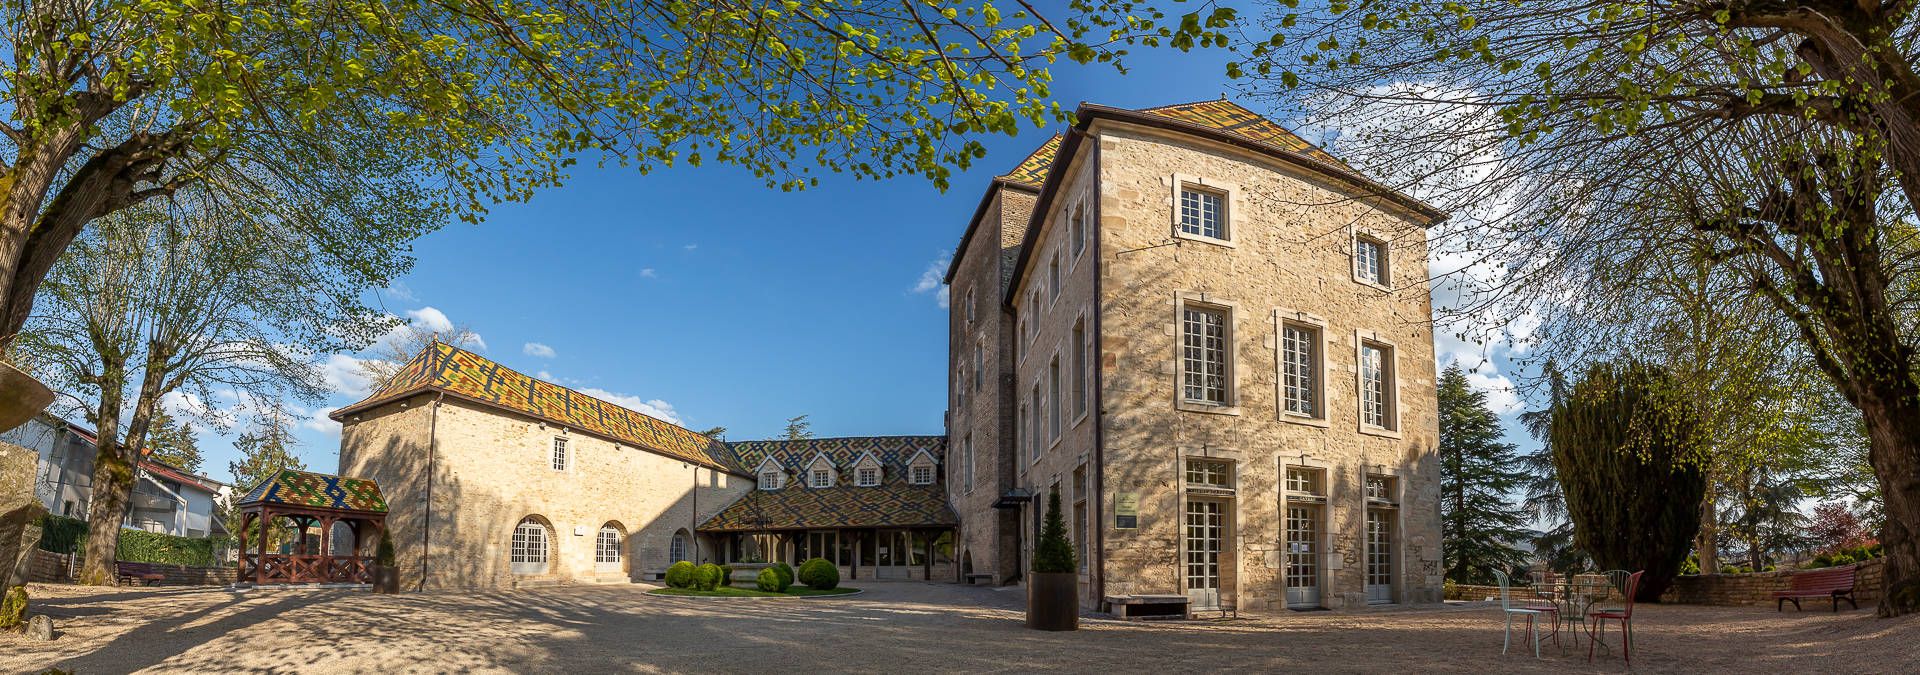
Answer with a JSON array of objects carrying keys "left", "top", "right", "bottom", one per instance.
[
  {"left": 1285, "top": 504, "right": 1321, "bottom": 608},
  {"left": 876, "top": 529, "right": 912, "bottom": 579},
  {"left": 1185, "top": 499, "right": 1224, "bottom": 609},
  {"left": 594, "top": 527, "right": 623, "bottom": 574},
  {"left": 1366, "top": 509, "right": 1394, "bottom": 604}
]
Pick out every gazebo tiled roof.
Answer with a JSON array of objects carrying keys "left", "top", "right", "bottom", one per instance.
[
  {"left": 331, "top": 342, "right": 739, "bottom": 473},
  {"left": 237, "top": 468, "right": 389, "bottom": 514}
]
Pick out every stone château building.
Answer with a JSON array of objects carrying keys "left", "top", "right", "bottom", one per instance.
[{"left": 332, "top": 98, "right": 1444, "bottom": 613}]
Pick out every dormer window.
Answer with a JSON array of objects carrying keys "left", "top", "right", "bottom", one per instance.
[
  {"left": 857, "top": 466, "right": 879, "bottom": 487},
  {"left": 911, "top": 465, "right": 934, "bottom": 485},
  {"left": 905, "top": 447, "right": 940, "bottom": 486},
  {"left": 759, "top": 470, "right": 783, "bottom": 491},
  {"left": 753, "top": 457, "right": 786, "bottom": 490},
  {"left": 811, "top": 468, "right": 833, "bottom": 488}
]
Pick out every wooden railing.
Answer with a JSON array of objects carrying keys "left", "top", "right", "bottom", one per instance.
[{"left": 240, "top": 553, "right": 374, "bottom": 584}]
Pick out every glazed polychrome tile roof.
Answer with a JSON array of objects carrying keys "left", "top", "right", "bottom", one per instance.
[
  {"left": 995, "top": 99, "right": 1346, "bottom": 189},
  {"left": 725, "top": 435, "right": 945, "bottom": 473},
  {"left": 701, "top": 436, "right": 953, "bottom": 532},
  {"left": 995, "top": 134, "right": 1062, "bottom": 187},
  {"left": 238, "top": 468, "right": 389, "bottom": 513},
  {"left": 331, "top": 343, "right": 738, "bottom": 473}
]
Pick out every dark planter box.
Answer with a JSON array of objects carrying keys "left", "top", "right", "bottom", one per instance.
[
  {"left": 1027, "top": 571, "right": 1079, "bottom": 631},
  {"left": 373, "top": 565, "right": 401, "bottom": 594}
]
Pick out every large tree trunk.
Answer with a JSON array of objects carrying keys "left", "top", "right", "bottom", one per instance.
[
  {"left": 76, "top": 443, "right": 134, "bottom": 586},
  {"left": 1859, "top": 392, "right": 1920, "bottom": 617},
  {"left": 1695, "top": 489, "right": 1719, "bottom": 574}
]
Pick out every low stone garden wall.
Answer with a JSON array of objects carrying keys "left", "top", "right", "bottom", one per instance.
[
  {"left": 27, "top": 549, "right": 238, "bottom": 586},
  {"left": 1662, "top": 558, "right": 1884, "bottom": 607}
]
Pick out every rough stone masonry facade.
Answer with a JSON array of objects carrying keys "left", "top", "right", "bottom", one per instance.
[
  {"left": 962, "top": 100, "right": 1445, "bottom": 613},
  {"left": 339, "top": 394, "right": 748, "bottom": 590}
]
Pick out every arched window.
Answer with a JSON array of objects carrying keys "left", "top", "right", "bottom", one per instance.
[
  {"left": 669, "top": 530, "right": 690, "bottom": 564},
  {"left": 596, "top": 524, "right": 624, "bottom": 573},
  {"left": 511, "top": 517, "right": 550, "bottom": 575}
]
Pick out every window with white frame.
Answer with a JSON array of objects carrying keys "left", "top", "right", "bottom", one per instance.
[
  {"left": 1366, "top": 475, "right": 1397, "bottom": 503},
  {"left": 595, "top": 526, "right": 622, "bottom": 568},
  {"left": 551, "top": 437, "right": 569, "bottom": 471},
  {"left": 1355, "top": 235, "right": 1388, "bottom": 285},
  {"left": 857, "top": 465, "right": 880, "bottom": 487},
  {"left": 1281, "top": 322, "right": 1321, "bottom": 418},
  {"left": 810, "top": 467, "right": 833, "bottom": 488},
  {"left": 1048, "top": 356, "right": 1063, "bottom": 440},
  {"left": 1049, "top": 252, "right": 1062, "bottom": 301},
  {"left": 1360, "top": 340, "right": 1397, "bottom": 429},
  {"left": 1070, "top": 200, "right": 1087, "bottom": 258},
  {"left": 1285, "top": 467, "right": 1323, "bottom": 497},
  {"left": 759, "top": 470, "right": 782, "bottom": 490},
  {"left": 912, "top": 464, "right": 935, "bottom": 485},
  {"left": 669, "top": 530, "right": 689, "bottom": 563},
  {"left": 1178, "top": 185, "right": 1226, "bottom": 239},
  {"left": 1185, "top": 458, "right": 1234, "bottom": 491},
  {"left": 1181, "top": 304, "right": 1230, "bottom": 405},
  {"left": 1072, "top": 319, "right": 1089, "bottom": 418},
  {"left": 511, "top": 517, "right": 550, "bottom": 574}
]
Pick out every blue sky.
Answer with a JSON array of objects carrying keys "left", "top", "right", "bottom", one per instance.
[{"left": 172, "top": 42, "right": 1535, "bottom": 488}]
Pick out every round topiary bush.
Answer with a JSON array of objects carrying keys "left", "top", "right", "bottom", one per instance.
[
  {"left": 716, "top": 564, "right": 734, "bottom": 588},
  {"left": 756, "top": 568, "right": 784, "bottom": 592},
  {"left": 798, "top": 557, "right": 839, "bottom": 590},
  {"left": 695, "top": 563, "right": 723, "bottom": 590},
  {"left": 773, "top": 562, "right": 795, "bottom": 589},
  {"left": 665, "top": 561, "right": 697, "bottom": 589}
]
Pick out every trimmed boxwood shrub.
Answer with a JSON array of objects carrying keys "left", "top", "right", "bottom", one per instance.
[
  {"left": 695, "top": 563, "right": 724, "bottom": 590},
  {"left": 798, "top": 557, "right": 839, "bottom": 590},
  {"left": 665, "top": 561, "right": 697, "bottom": 588},
  {"left": 756, "top": 568, "right": 783, "bottom": 592},
  {"left": 773, "top": 562, "right": 795, "bottom": 589},
  {"left": 716, "top": 564, "right": 734, "bottom": 587}
]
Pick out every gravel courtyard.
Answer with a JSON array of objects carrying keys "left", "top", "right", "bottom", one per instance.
[{"left": 3, "top": 581, "right": 1915, "bottom": 673}]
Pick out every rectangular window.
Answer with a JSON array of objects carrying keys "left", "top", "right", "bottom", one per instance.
[
  {"left": 811, "top": 469, "right": 832, "bottom": 488},
  {"left": 912, "top": 464, "right": 935, "bottom": 485},
  {"left": 1355, "top": 236, "right": 1388, "bottom": 285},
  {"left": 1030, "top": 382, "right": 1044, "bottom": 459},
  {"left": 1048, "top": 356, "right": 1062, "bottom": 440},
  {"left": 857, "top": 466, "right": 879, "bottom": 487},
  {"left": 1072, "top": 320, "right": 1089, "bottom": 418},
  {"left": 1366, "top": 475, "right": 1398, "bottom": 504},
  {"left": 551, "top": 437, "right": 568, "bottom": 471},
  {"left": 1073, "top": 465, "right": 1088, "bottom": 571},
  {"left": 1184, "top": 459, "right": 1233, "bottom": 491},
  {"left": 1285, "top": 467, "right": 1323, "bottom": 497},
  {"left": 1049, "top": 253, "right": 1062, "bottom": 301},
  {"left": 1178, "top": 186, "right": 1226, "bottom": 239},
  {"left": 1181, "top": 305, "right": 1230, "bottom": 405},
  {"left": 964, "top": 433, "right": 975, "bottom": 492},
  {"left": 955, "top": 366, "right": 967, "bottom": 410},
  {"left": 966, "top": 287, "right": 976, "bottom": 325},
  {"left": 1070, "top": 201, "right": 1087, "bottom": 258},
  {"left": 973, "top": 341, "right": 984, "bottom": 391},
  {"left": 1281, "top": 323, "right": 1321, "bottom": 418},
  {"left": 1360, "top": 341, "right": 1396, "bottom": 429},
  {"left": 759, "top": 471, "right": 782, "bottom": 490}
]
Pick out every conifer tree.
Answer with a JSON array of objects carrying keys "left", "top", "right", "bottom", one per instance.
[
  {"left": 224, "top": 410, "right": 307, "bottom": 549},
  {"left": 144, "top": 410, "right": 203, "bottom": 474},
  {"left": 1438, "top": 365, "right": 1532, "bottom": 584},
  {"left": 1033, "top": 489, "right": 1076, "bottom": 573}
]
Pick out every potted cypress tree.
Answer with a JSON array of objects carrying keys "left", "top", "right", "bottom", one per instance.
[
  {"left": 373, "top": 531, "right": 400, "bottom": 594},
  {"left": 1027, "top": 488, "right": 1078, "bottom": 631}
]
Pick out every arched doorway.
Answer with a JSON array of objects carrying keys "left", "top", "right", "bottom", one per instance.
[
  {"left": 596, "top": 522, "right": 627, "bottom": 575},
  {"left": 512, "top": 516, "right": 553, "bottom": 576}
]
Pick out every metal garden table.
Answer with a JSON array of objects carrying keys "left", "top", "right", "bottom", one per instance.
[{"left": 1556, "top": 574, "right": 1614, "bottom": 648}]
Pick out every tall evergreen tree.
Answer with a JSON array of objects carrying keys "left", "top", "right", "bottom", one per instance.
[
  {"left": 144, "top": 409, "right": 203, "bottom": 474},
  {"left": 1437, "top": 364, "right": 1532, "bottom": 584},
  {"left": 782, "top": 415, "right": 814, "bottom": 441},
  {"left": 224, "top": 410, "right": 307, "bottom": 548}
]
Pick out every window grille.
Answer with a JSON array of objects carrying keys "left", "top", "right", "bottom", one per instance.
[
  {"left": 551, "top": 437, "right": 568, "bottom": 471},
  {"left": 1281, "top": 324, "right": 1319, "bottom": 417},
  {"left": 1356, "top": 237, "right": 1387, "bottom": 284},
  {"left": 1181, "top": 306, "right": 1229, "bottom": 404},
  {"left": 811, "top": 469, "right": 832, "bottom": 488},
  {"left": 1184, "top": 459, "right": 1233, "bottom": 490},
  {"left": 759, "top": 471, "right": 781, "bottom": 490},
  {"left": 1360, "top": 343, "right": 1392, "bottom": 428},
  {"left": 511, "top": 518, "right": 549, "bottom": 574},
  {"left": 1179, "top": 187, "right": 1225, "bottom": 239},
  {"left": 911, "top": 464, "right": 935, "bottom": 485},
  {"left": 857, "top": 466, "right": 879, "bottom": 487}
]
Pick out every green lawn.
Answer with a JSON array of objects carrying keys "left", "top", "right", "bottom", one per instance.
[{"left": 648, "top": 586, "right": 858, "bottom": 598}]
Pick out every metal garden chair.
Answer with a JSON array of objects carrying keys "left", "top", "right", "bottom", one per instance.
[
  {"left": 1494, "top": 569, "right": 1559, "bottom": 657},
  {"left": 1587, "top": 570, "right": 1644, "bottom": 664}
]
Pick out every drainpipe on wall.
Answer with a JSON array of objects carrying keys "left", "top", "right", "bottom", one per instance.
[
  {"left": 421, "top": 392, "right": 444, "bottom": 592},
  {"left": 1089, "top": 134, "right": 1108, "bottom": 609}
]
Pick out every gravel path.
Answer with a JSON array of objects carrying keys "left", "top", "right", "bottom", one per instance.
[{"left": 2, "top": 581, "right": 1914, "bottom": 673}]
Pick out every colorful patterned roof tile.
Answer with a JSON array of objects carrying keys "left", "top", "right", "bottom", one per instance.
[
  {"left": 332, "top": 343, "right": 738, "bottom": 473},
  {"left": 726, "top": 435, "right": 944, "bottom": 473},
  {"left": 238, "top": 468, "right": 388, "bottom": 513},
  {"left": 996, "top": 134, "right": 1062, "bottom": 187},
  {"left": 699, "top": 483, "right": 957, "bottom": 532},
  {"left": 1139, "top": 99, "right": 1348, "bottom": 168}
]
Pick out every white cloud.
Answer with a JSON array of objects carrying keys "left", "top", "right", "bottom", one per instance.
[
  {"left": 320, "top": 353, "right": 377, "bottom": 399},
  {"left": 683, "top": 243, "right": 699, "bottom": 251},
  {"left": 640, "top": 268, "right": 658, "bottom": 278},
  {"left": 160, "top": 390, "right": 239, "bottom": 433},
  {"left": 911, "top": 252, "right": 952, "bottom": 308},
  {"left": 577, "top": 387, "right": 682, "bottom": 425},
  {"left": 383, "top": 281, "right": 417, "bottom": 302},
  {"left": 302, "top": 407, "right": 342, "bottom": 435},
  {"left": 406, "top": 306, "right": 455, "bottom": 333},
  {"left": 372, "top": 306, "right": 487, "bottom": 353},
  {"left": 1458, "top": 362, "right": 1525, "bottom": 415},
  {"left": 523, "top": 342, "right": 557, "bottom": 359}
]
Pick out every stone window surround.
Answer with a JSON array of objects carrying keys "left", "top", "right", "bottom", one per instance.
[
  {"left": 1273, "top": 308, "right": 1332, "bottom": 428},
  {"left": 1170, "top": 173, "right": 1240, "bottom": 248},
  {"left": 1046, "top": 350, "right": 1064, "bottom": 451},
  {"left": 1281, "top": 456, "right": 1337, "bottom": 574},
  {"left": 1362, "top": 464, "right": 1410, "bottom": 604},
  {"left": 804, "top": 453, "right": 837, "bottom": 488},
  {"left": 1350, "top": 225, "right": 1393, "bottom": 291},
  {"left": 853, "top": 451, "right": 883, "bottom": 487},
  {"left": 550, "top": 435, "right": 569, "bottom": 472},
  {"left": 754, "top": 456, "right": 785, "bottom": 491},
  {"left": 1282, "top": 457, "right": 1335, "bottom": 503},
  {"left": 1173, "top": 291, "right": 1244, "bottom": 416},
  {"left": 1067, "top": 186, "right": 1092, "bottom": 275},
  {"left": 1070, "top": 308, "right": 1092, "bottom": 430},
  {"left": 1353, "top": 329, "right": 1404, "bottom": 438}
]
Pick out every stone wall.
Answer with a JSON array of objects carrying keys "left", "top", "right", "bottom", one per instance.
[
  {"left": 1662, "top": 559, "right": 1885, "bottom": 607},
  {"left": 26, "top": 549, "right": 237, "bottom": 585}
]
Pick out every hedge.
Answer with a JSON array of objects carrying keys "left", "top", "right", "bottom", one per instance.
[{"left": 34, "top": 514, "right": 230, "bottom": 567}]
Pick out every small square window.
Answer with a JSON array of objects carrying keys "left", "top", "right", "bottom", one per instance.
[
  {"left": 857, "top": 466, "right": 879, "bottom": 487},
  {"left": 551, "top": 438, "right": 568, "bottom": 471},
  {"left": 1285, "top": 468, "right": 1323, "bottom": 497},
  {"left": 811, "top": 469, "right": 833, "bottom": 488},
  {"left": 1366, "top": 476, "right": 1398, "bottom": 504},
  {"left": 1185, "top": 459, "right": 1233, "bottom": 490},
  {"left": 911, "top": 465, "right": 935, "bottom": 485},
  {"left": 759, "top": 470, "right": 782, "bottom": 490},
  {"left": 1179, "top": 187, "right": 1226, "bottom": 240}
]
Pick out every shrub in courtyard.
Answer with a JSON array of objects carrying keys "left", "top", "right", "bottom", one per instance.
[
  {"left": 773, "top": 562, "right": 795, "bottom": 588},
  {"left": 756, "top": 568, "right": 784, "bottom": 592},
  {"left": 665, "top": 561, "right": 696, "bottom": 589},
  {"left": 695, "top": 563, "right": 723, "bottom": 590},
  {"left": 799, "top": 557, "right": 839, "bottom": 590},
  {"left": 1550, "top": 361, "right": 1708, "bottom": 602},
  {"left": 716, "top": 564, "right": 733, "bottom": 588},
  {"left": 0, "top": 586, "right": 25, "bottom": 629}
]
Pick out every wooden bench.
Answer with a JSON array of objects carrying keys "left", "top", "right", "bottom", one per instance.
[
  {"left": 116, "top": 561, "right": 166, "bottom": 587},
  {"left": 1772, "top": 564, "right": 1858, "bottom": 612},
  {"left": 1106, "top": 594, "right": 1190, "bottom": 620}
]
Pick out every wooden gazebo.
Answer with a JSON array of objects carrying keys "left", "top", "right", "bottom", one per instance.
[{"left": 235, "top": 468, "right": 389, "bottom": 585}]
